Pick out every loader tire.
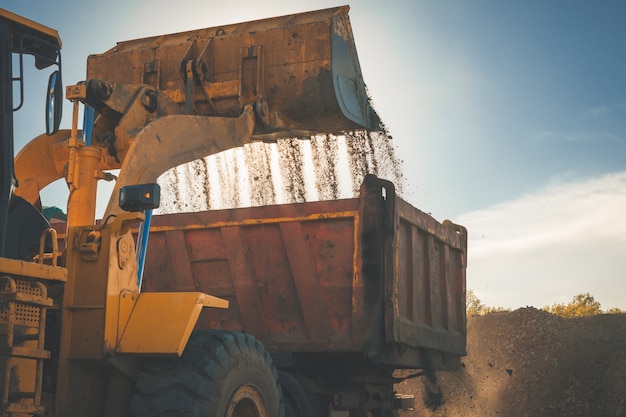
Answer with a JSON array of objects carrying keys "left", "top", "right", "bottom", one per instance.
[
  {"left": 130, "top": 330, "right": 284, "bottom": 417},
  {"left": 277, "top": 371, "right": 314, "bottom": 417}
]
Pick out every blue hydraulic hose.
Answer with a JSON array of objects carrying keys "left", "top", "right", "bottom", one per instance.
[
  {"left": 136, "top": 209, "right": 153, "bottom": 290},
  {"left": 82, "top": 105, "right": 95, "bottom": 145}
]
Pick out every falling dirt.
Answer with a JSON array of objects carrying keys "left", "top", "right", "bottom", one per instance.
[
  {"left": 310, "top": 134, "right": 340, "bottom": 201},
  {"left": 156, "top": 128, "right": 404, "bottom": 213},
  {"left": 244, "top": 142, "right": 276, "bottom": 207},
  {"left": 216, "top": 151, "right": 242, "bottom": 209},
  {"left": 277, "top": 139, "right": 307, "bottom": 204},
  {"left": 345, "top": 129, "right": 404, "bottom": 197}
]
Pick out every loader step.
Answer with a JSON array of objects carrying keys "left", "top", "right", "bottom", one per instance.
[
  {"left": 5, "top": 402, "right": 45, "bottom": 415},
  {"left": 0, "top": 346, "right": 50, "bottom": 359},
  {"left": 0, "top": 292, "right": 53, "bottom": 307},
  {"left": 8, "top": 390, "right": 36, "bottom": 400}
]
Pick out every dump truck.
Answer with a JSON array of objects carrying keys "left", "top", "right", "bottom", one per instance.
[
  {"left": 1, "top": 5, "right": 467, "bottom": 417},
  {"left": 135, "top": 174, "right": 467, "bottom": 417}
]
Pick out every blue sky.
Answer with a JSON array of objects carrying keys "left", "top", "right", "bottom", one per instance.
[{"left": 4, "top": 0, "right": 626, "bottom": 310}]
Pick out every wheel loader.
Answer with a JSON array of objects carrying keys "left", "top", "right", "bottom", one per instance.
[{"left": 0, "top": 6, "right": 467, "bottom": 417}]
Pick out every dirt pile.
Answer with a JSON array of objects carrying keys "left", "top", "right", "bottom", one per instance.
[{"left": 396, "top": 308, "right": 626, "bottom": 417}]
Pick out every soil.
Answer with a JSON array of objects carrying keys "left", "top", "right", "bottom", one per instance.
[
  {"left": 158, "top": 131, "right": 404, "bottom": 213},
  {"left": 396, "top": 308, "right": 626, "bottom": 417}
]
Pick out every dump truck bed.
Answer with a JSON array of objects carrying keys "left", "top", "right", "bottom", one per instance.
[{"left": 141, "top": 175, "right": 467, "bottom": 370}]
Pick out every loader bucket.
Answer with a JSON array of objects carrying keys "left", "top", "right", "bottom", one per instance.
[{"left": 86, "top": 6, "right": 379, "bottom": 140}]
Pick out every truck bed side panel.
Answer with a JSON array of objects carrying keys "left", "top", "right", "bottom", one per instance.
[
  {"left": 142, "top": 199, "right": 380, "bottom": 352},
  {"left": 140, "top": 177, "right": 467, "bottom": 366},
  {"left": 388, "top": 198, "right": 467, "bottom": 356}
]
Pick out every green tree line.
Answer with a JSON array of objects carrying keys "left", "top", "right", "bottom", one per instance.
[{"left": 466, "top": 290, "right": 625, "bottom": 317}]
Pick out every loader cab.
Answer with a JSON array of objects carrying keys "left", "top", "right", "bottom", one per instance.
[{"left": 0, "top": 8, "right": 62, "bottom": 258}]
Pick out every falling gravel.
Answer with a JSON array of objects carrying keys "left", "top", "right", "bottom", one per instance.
[
  {"left": 156, "top": 128, "right": 404, "bottom": 213},
  {"left": 244, "top": 142, "right": 276, "bottom": 207},
  {"left": 310, "top": 134, "right": 340, "bottom": 201}
]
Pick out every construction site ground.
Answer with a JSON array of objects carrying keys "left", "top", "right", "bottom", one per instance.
[{"left": 396, "top": 307, "right": 626, "bottom": 417}]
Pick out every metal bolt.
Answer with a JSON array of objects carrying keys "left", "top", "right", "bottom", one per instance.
[{"left": 142, "top": 89, "right": 158, "bottom": 113}]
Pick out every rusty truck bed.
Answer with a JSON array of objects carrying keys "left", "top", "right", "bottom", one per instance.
[{"left": 141, "top": 175, "right": 467, "bottom": 370}]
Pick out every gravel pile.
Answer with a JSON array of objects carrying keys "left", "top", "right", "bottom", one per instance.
[{"left": 396, "top": 307, "right": 626, "bottom": 417}]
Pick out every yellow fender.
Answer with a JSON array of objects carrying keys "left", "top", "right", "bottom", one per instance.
[
  {"left": 14, "top": 129, "right": 71, "bottom": 206},
  {"left": 116, "top": 291, "right": 228, "bottom": 356}
]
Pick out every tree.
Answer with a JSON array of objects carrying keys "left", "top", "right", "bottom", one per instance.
[
  {"left": 544, "top": 293, "right": 602, "bottom": 318},
  {"left": 466, "top": 291, "right": 624, "bottom": 317},
  {"left": 42, "top": 206, "right": 67, "bottom": 221},
  {"left": 466, "top": 289, "right": 485, "bottom": 315},
  {"left": 466, "top": 289, "right": 509, "bottom": 315}
]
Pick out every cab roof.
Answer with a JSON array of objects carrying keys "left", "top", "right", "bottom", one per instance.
[{"left": 0, "top": 8, "right": 61, "bottom": 68}]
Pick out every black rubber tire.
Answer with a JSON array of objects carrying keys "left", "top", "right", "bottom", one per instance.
[
  {"left": 277, "top": 371, "right": 315, "bottom": 417},
  {"left": 130, "top": 330, "right": 284, "bottom": 417}
]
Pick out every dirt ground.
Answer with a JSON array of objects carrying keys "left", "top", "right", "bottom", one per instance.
[{"left": 396, "top": 308, "right": 626, "bottom": 417}]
